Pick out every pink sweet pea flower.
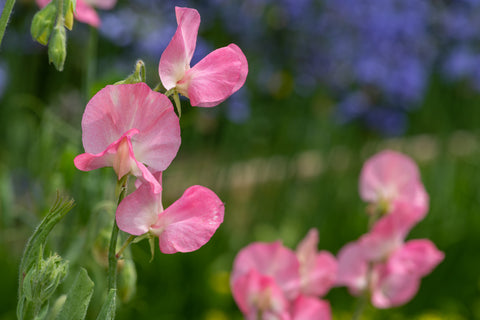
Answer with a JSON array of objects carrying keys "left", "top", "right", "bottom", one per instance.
[
  {"left": 360, "top": 150, "right": 428, "bottom": 220},
  {"left": 336, "top": 213, "right": 444, "bottom": 308},
  {"left": 74, "top": 83, "right": 181, "bottom": 193},
  {"left": 159, "top": 7, "right": 248, "bottom": 107},
  {"left": 36, "top": 0, "right": 116, "bottom": 28},
  {"left": 295, "top": 229, "right": 337, "bottom": 297},
  {"left": 115, "top": 172, "right": 224, "bottom": 254}
]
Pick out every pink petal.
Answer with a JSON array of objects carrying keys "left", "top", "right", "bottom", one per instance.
[
  {"left": 296, "top": 229, "right": 337, "bottom": 297},
  {"left": 81, "top": 83, "right": 180, "bottom": 173},
  {"left": 231, "top": 269, "right": 291, "bottom": 320},
  {"left": 159, "top": 7, "right": 200, "bottom": 90},
  {"left": 359, "top": 150, "right": 427, "bottom": 214},
  {"left": 75, "top": 0, "right": 101, "bottom": 28},
  {"left": 335, "top": 242, "right": 368, "bottom": 295},
  {"left": 231, "top": 242, "right": 301, "bottom": 300},
  {"left": 388, "top": 239, "right": 444, "bottom": 277},
  {"left": 179, "top": 44, "right": 248, "bottom": 107},
  {"left": 151, "top": 185, "right": 224, "bottom": 254},
  {"left": 116, "top": 181, "right": 162, "bottom": 236},
  {"left": 291, "top": 295, "right": 331, "bottom": 320},
  {"left": 74, "top": 128, "right": 138, "bottom": 174},
  {"left": 370, "top": 263, "right": 421, "bottom": 308}
]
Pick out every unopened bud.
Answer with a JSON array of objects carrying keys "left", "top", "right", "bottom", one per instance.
[
  {"left": 31, "top": 2, "right": 57, "bottom": 45},
  {"left": 64, "top": 0, "right": 75, "bottom": 30},
  {"left": 118, "top": 259, "right": 137, "bottom": 303},
  {"left": 48, "top": 25, "right": 67, "bottom": 71},
  {"left": 23, "top": 254, "right": 68, "bottom": 304}
]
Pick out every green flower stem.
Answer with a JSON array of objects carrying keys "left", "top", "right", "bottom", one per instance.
[
  {"left": 351, "top": 291, "right": 368, "bottom": 320},
  {"left": 107, "top": 175, "right": 128, "bottom": 291},
  {"left": 115, "top": 235, "right": 135, "bottom": 259},
  {"left": 0, "top": 0, "right": 16, "bottom": 47}
]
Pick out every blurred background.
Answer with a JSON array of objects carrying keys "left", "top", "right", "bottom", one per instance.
[{"left": 1, "top": 0, "right": 480, "bottom": 319}]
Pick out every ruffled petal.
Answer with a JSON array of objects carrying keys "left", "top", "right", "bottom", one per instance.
[
  {"left": 370, "top": 263, "right": 420, "bottom": 308},
  {"left": 74, "top": 128, "right": 138, "bottom": 174},
  {"left": 159, "top": 7, "right": 200, "bottom": 90},
  {"left": 179, "top": 44, "right": 248, "bottom": 107},
  {"left": 335, "top": 242, "right": 368, "bottom": 295},
  {"left": 231, "top": 241, "right": 301, "bottom": 300},
  {"left": 81, "top": 83, "right": 180, "bottom": 172},
  {"left": 116, "top": 181, "right": 162, "bottom": 236},
  {"left": 151, "top": 185, "right": 224, "bottom": 254},
  {"left": 74, "top": 0, "right": 101, "bottom": 27},
  {"left": 388, "top": 239, "right": 444, "bottom": 277},
  {"left": 359, "top": 150, "right": 425, "bottom": 209}
]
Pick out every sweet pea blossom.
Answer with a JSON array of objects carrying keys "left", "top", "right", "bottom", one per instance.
[
  {"left": 74, "top": 83, "right": 181, "bottom": 193},
  {"left": 116, "top": 172, "right": 224, "bottom": 254},
  {"left": 37, "top": 0, "right": 116, "bottom": 28},
  {"left": 336, "top": 211, "right": 444, "bottom": 308},
  {"left": 360, "top": 150, "right": 428, "bottom": 219},
  {"left": 159, "top": 7, "right": 248, "bottom": 107},
  {"left": 231, "top": 238, "right": 333, "bottom": 320},
  {"left": 295, "top": 229, "right": 337, "bottom": 297}
]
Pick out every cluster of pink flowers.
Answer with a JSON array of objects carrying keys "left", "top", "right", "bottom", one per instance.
[
  {"left": 231, "top": 150, "right": 444, "bottom": 318},
  {"left": 73, "top": 6, "right": 247, "bottom": 254},
  {"left": 336, "top": 150, "right": 444, "bottom": 308},
  {"left": 231, "top": 229, "right": 336, "bottom": 319}
]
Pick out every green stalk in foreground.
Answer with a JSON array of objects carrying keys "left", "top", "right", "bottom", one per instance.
[
  {"left": 107, "top": 176, "right": 129, "bottom": 292},
  {"left": 0, "top": 0, "right": 16, "bottom": 47}
]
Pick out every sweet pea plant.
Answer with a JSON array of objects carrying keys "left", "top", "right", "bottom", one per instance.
[
  {"left": 8, "top": 4, "right": 248, "bottom": 319},
  {"left": 230, "top": 150, "right": 444, "bottom": 319}
]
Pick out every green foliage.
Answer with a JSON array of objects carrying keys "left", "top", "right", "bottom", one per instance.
[{"left": 56, "top": 268, "right": 94, "bottom": 320}]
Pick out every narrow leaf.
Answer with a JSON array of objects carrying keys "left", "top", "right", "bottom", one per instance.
[
  {"left": 55, "top": 268, "right": 94, "bottom": 320},
  {"left": 95, "top": 289, "right": 116, "bottom": 320}
]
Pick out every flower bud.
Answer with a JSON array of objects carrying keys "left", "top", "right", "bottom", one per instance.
[
  {"left": 31, "top": 2, "right": 57, "bottom": 46},
  {"left": 64, "top": 0, "right": 75, "bottom": 30},
  {"left": 23, "top": 254, "right": 68, "bottom": 304},
  {"left": 48, "top": 25, "right": 67, "bottom": 71},
  {"left": 117, "top": 259, "right": 137, "bottom": 303}
]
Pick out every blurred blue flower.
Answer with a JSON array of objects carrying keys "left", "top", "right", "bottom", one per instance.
[{"left": 0, "top": 62, "right": 7, "bottom": 99}]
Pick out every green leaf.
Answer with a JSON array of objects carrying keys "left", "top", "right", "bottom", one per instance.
[
  {"left": 95, "top": 289, "right": 116, "bottom": 320},
  {"left": 17, "top": 194, "right": 75, "bottom": 320},
  {"left": 55, "top": 268, "right": 94, "bottom": 320}
]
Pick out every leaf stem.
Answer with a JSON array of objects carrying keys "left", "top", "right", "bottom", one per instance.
[{"left": 0, "top": 0, "right": 16, "bottom": 47}]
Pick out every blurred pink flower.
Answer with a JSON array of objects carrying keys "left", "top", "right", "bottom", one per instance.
[
  {"left": 295, "top": 229, "right": 337, "bottom": 297},
  {"left": 231, "top": 238, "right": 333, "bottom": 319},
  {"left": 336, "top": 212, "right": 444, "bottom": 308},
  {"left": 159, "top": 7, "right": 248, "bottom": 107},
  {"left": 359, "top": 150, "right": 428, "bottom": 220},
  {"left": 36, "top": 0, "right": 116, "bottom": 28},
  {"left": 74, "top": 83, "right": 181, "bottom": 193},
  {"left": 116, "top": 172, "right": 224, "bottom": 254}
]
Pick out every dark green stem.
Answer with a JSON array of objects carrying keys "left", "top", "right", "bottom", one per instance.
[
  {"left": 107, "top": 176, "right": 128, "bottom": 291},
  {"left": 0, "top": 0, "right": 16, "bottom": 47}
]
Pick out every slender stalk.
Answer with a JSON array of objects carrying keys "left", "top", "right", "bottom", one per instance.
[
  {"left": 107, "top": 176, "right": 128, "bottom": 291},
  {"left": 0, "top": 0, "right": 16, "bottom": 47},
  {"left": 115, "top": 235, "right": 135, "bottom": 259}
]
